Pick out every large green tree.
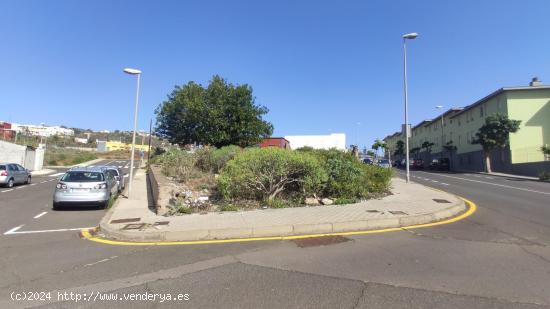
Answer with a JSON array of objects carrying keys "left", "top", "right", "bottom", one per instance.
[
  {"left": 155, "top": 75, "right": 273, "bottom": 148},
  {"left": 472, "top": 113, "right": 521, "bottom": 173},
  {"left": 393, "top": 140, "right": 405, "bottom": 157},
  {"left": 371, "top": 139, "right": 386, "bottom": 160}
]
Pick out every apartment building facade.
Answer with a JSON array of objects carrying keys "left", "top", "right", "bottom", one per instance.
[{"left": 384, "top": 79, "right": 550, "bottom": 176}]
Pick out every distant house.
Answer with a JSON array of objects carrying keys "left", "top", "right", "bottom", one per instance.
[
  {"left": 0, "top": 121, "right": 15, "bottom": 140},
  {"left": 259, "top": 137, "right": 291, "bottom": 149}
]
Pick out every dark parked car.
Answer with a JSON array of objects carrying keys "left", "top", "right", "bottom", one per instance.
[
  {"left": 429, "top": 158, "right": 450, "bottom": 171},
  {"left": 363, "top": 158, "right": 373, "bottom": 165},
  {"left": 411, "top": 159, "right": 424, "bottom": 170}
]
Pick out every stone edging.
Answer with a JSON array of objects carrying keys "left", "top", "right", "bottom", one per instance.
[{"left": 98, "top": 200, "right": 467, "bottom": 242}]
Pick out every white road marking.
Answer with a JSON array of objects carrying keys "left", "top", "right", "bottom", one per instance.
[
  {"left": 1, "top": 189, "right": 14, "bottom": 192},
  {"left": 33, "top": 211, "right": 48, "bottom": 219},
  {"left": 485, "top": 176, "right": 494, "bottom": 179},
  {"left": 4, "top": 225, "right": 24, "bottom": 235},
  {"left": 441, "top": 183, "right": 450, "bottom": 186},
  {"left": 421, "top": 173, "right": 550, "bottom": 196},
  {"left": 118, "top": 166, "right": 123, "bottom": 168},
  {"left": 4, "top": 226, "right": 95, "bottom": 235},
  {"left": 474, "top": 175, "right": 481, "bottom": 178},
  {"left": 30, "top": 183, "right": 36, "bottom": 186},
  {"left": 431, "top": 180, "right": 439, "bottom": 183},
  {"left": 49, "top": 179, "right": 56, "bottom": 182},
  {"left": 84, "top": 256, "right": 118, "bottom": 267},
  {"left": 124, "top": 165, "right": 129, "bottom": 168},
  {"left": 15, "top": 187, "right": 24, "bottom": 190},
  {"left": 123, "top": 175, "right": 129, "bottom": 178},
  {"left": 49, "top": 172, "right": 65, "bottom": 177},
  {"left": 40, "top": 181, "right": 48, "bottom": 184}
]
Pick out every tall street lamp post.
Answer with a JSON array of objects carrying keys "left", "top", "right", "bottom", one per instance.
[
  {"left": 402, "top": 32, "right": 418, "bottom": 183},
  {"left": 123, "top": 67, "right": 142, "bottom": 198}
]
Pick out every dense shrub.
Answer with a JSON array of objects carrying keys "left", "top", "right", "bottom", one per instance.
[
  {"left": 218, "top": 148, "right": 327, "bottom": 201},
  {"left": 304, "top": 149, "right": 392, "bottom": 199},
  {"left": 155, "top": 148, "right": 198, "bottom": 181},
  {"left": 196, "top": 145, "right": 242, "bottom": 173}
]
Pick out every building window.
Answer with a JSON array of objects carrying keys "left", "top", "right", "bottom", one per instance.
[{"left": 480, "top": 106, "right": 484, "bottom": 118}]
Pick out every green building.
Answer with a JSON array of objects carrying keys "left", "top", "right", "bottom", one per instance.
[{"left": 384, "top": 78, "right": 550, "bottom": 176}]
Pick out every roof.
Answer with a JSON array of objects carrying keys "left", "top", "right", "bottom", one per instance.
[{"left": 450, "top": 85, "right": 550, "bottom": 119}]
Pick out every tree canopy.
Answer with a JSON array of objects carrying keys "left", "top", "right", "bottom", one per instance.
[
  {"left": 472, "top": 113, "right": 521, "bottom": 152},
  {"left": 472, "top": 113, "right": 521, "bottom": 172},
  {"left": 155, "top": 75, "right": 273, "bottom": 148}
]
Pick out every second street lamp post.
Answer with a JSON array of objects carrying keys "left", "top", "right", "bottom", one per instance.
[
  {"left": 123, "top": 67, "right": 142, "bottom": 198},
  {"left": 402, "top": 32, "right": 418, "bottom": 183}
]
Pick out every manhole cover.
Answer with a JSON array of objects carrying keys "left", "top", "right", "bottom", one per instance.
[
  {"left": 111, "top": 218, "right": 141, "bottom": 224},
  {"left": 292, "top": 236, "right": 351, "bottom": 248},
  {"left": 433, "top": 199, "right": 451, "bottom": 203},
  {"left": 122, "top": 223, "right": 146, "bottom": 230},
  {"left": 389, "top": 210, "right": 408, "bottom": 215}
]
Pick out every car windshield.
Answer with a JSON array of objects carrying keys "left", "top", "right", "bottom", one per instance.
[
  {"left": 61, "top": 171, "right": 104, "bottom": 182},
  {"left": 0, "top": 165, "right": 5, "bottom": 170}
]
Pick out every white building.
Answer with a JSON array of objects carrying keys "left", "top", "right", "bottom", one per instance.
[
  {"left": 284, "top": 133, "right": 346, "bottom": 150},
  {"left": 74, "top": 137, "right": 89, "bottom": 144},
  {"left": 11, "top": 124, "right": 74, "bottom": 137}
]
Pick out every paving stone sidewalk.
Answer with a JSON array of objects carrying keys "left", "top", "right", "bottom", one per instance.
[{"left": 99, "top": 169, "right": 466, "bottom": 242}]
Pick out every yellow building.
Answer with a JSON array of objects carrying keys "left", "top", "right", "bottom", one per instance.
[
  {"left": 384, "top": 78, "right": 550, "bottom": 176},
  {"left": 97, "top": 141, "right": 149, "bottom": 152}
]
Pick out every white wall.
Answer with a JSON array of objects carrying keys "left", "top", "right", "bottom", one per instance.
[
  {"left": 284, "top": 133, "right": 346, "bottom": 150},
  {"left": 0, "top": 141, "right": 45, "bottom": 170}
]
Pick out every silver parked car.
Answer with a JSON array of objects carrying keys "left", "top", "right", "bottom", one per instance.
[
  {"left": 100, "top": 166, "right": 125, "bottom": 193},
  {"left": 53, "top": 167, "right": 117, "bottom": 209},
  {"left": 377, "top": 159, "right": 392, "bottom": 168},
  {"left": 0, "top": 163, "right": 32, "bottom": 188}
]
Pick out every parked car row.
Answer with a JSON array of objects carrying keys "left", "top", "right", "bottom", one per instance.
[
  {"left": 362, "top": 158, "right": 392, "bottom": 169},
  {"left": 393, "top": 158, "right": 450, "bottom": 171},
  {"left": 1, "top": 161, "right": 128, "bottom": 210},
  {"left": 53, "top": 166, "right": 126, "bottom": 210}
]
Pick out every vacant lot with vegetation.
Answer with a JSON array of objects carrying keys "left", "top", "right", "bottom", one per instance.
[{"left": 151, "top": 146, "right": 393, "bottom": 215}]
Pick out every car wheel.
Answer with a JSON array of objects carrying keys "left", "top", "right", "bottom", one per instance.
[
  {"left": 52, "top": 202, "right": 61, "bottom": 210},
  {"left": 7, "top": 178, "right": 14, "bottom": 188},
  {"left": 26, "top": 176, "right": 31, "bottom": 184}
]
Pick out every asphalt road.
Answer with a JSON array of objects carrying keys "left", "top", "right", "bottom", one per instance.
[{"left": 1, "top": 165, "right": 550, "bottom": 309}]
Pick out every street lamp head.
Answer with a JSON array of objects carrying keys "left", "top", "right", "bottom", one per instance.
[
  {"left": 402, "top": 32, "right": 419, "bottom": 40},
  {"left": 123, "top": 68, "right": 142, "bottom": 75}
]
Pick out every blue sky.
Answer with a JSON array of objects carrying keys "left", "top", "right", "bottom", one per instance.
[{"left": 1, "top": 0, "right": 549, "bottom": 149}]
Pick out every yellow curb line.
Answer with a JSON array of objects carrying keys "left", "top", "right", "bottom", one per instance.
[{"left": 81, "top": 196, "right": 477, "bottom": 246}]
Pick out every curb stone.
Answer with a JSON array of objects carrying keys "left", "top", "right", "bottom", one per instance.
[{"left": 97, "top": 200, "right": 467, "bottom": 243}]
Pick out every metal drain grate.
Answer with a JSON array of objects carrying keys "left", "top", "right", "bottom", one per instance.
[
  {"left": 111, "top": 218, "right": 141, "bottom": 224},
  {"left": 292, "top": 236, "right": 351, "bottom": 248},
  {"left": 122, "top": 223, "right": 146, "bottom": 230},
  {"left": 389, "top": 210, "right": 408, "bottom": 215},
  {"left": 433, "top": 199, "right": 451, "bottom": 203}
]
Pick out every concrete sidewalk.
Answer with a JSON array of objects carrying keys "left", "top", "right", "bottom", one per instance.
[{"left": 99, "top": 170, "right": 467, "bottom": 242}]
